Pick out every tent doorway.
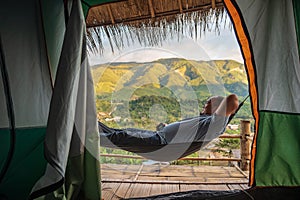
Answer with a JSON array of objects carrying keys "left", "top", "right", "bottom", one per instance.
[{"left": 87, "top": 6, "right": 252, "bottom": 198}]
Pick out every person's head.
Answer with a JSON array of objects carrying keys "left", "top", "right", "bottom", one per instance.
[{"left": 201, "top": 96, "right": 224, "bottom": 115}]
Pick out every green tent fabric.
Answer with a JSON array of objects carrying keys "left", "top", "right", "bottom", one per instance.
[
  {"left": 0, "top": 0, "right": 53, "bottom": 198},
  {"left": 224, "top": 0, "right": 300, "bottom": 187},
  {"left": 0, "top": 0, "right": 101, "bottom": 199},
  {"left": 81, "top": 0, "right": 119, "bottom": 17}
]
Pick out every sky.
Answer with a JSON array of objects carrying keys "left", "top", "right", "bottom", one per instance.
[{"left": 88, "top": 23, "right": 244, "bottom": 66}]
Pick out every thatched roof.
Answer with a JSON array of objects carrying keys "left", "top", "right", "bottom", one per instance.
[{"left": 86, "top": 0, "right": 227, "bottom": 54}]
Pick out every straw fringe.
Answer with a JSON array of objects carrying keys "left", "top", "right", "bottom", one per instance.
[{"left": 87, "top": 4, "right": 228, "bottom": 54}]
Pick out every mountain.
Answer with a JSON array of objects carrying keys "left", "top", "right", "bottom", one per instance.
[
  {"left": 92, "top": 58, "right": 250, "bottom": 127},
  {"left": 92, "top": 58, "right": 248, "bottom": 99}
]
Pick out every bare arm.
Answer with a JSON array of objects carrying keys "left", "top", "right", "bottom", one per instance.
[{"left": 215, "top": 94, "right": 239, "bottom": 117}]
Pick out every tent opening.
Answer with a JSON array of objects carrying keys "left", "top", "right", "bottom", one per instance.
[{"left": 87, "top": 6, "right": 254, "bottom": 198}]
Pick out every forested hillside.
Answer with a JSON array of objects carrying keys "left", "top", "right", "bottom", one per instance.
[{"left": 92, "top": 58, "right": 251, "bottom": 129}]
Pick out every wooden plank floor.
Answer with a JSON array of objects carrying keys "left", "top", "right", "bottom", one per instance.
[{"left": 101, "top": 164, "right": 249, "bottom": 199}]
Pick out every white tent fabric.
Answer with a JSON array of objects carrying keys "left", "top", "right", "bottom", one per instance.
[
  {"left": 31, "top": 0, "right": 100, "bottom": 197},
  {"left": 0, "top": 0, "right": 52, "bottom": 128},
  {"left": 0, "top": 51, "right": 9, "bottom": 127},
  {"left": 236, "top": 0, "right": 300, "bottom": 113}
]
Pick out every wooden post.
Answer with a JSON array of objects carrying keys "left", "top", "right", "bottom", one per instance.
[{"left": 240, "top": 120, "right": 251, "bottom": 171}]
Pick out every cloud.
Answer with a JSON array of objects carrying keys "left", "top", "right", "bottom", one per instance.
[
  {"left": 88, "top": 26, "right": 244, "bottom": 65},
  {"left": 198, "top": 29, "right": 243, "bottom": 62}
]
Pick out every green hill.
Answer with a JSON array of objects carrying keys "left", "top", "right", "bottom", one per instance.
[
  {"left": 92, "top": 58, "right": 248, "bottom": 97},
  {"left": 92, "top": 58, "right": 250, "bottom": 128}
]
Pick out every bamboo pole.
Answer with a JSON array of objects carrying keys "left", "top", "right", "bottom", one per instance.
[
  {"left": 107, "top": 5, "right": 115, "bottom": 24},
  {"left": 100, "top": 153, "right": 242, "bottom": 162},
  {"left": 211, "top": 0, "right": 216, "bottom": 9},
  {"left": 148, "top": 0, "right": 155, "bottom": 18},
  {"left": 178, "top": 0, "right": 183, "bottom": 13},
  {"left": 220, "top": 134, "right": 241, "bottom": 139},
  {"left": 102, "top": 178, "right": 248, "bottom": 185},
  {"left": 240, "top": 120, "right": 251, "bottom": 171}
]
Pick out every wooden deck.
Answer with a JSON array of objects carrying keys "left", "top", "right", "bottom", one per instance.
[{"left": 101, "top": 163, "right": 249, "bottom": 199}]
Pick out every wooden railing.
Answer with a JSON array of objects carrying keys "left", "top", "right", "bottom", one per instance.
[{"left": 100, "top": 120, "right": 253, "bottom": 171}]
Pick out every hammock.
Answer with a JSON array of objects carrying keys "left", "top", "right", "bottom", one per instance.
[
  {"left": 99, "top": 96, "right": 249, "bottom": 161},
  {"left": 99, "top": 122, "right": 211, "bottom": 161}
]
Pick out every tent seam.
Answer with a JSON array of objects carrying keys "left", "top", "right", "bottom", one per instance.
[
  {"left": 38, "top": 0, "right": 55, "bottom": 89},
  {"left": 0, "top": 35, "right": 17, "bottom": 185}
]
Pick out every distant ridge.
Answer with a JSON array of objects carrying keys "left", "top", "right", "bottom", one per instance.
[{"left": 92, "top": 58, "right": 248, "bottom": 100}]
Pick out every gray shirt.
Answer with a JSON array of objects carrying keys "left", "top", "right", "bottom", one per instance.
[{"left": 159, "top": 114, "right": 229, "bottom": 144}]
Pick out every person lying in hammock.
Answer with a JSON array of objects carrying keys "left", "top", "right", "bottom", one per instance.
[{"left": 99, "top": 94, "right": 239, "bottom": 152}]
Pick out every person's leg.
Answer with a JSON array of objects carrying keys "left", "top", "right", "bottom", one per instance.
[{"left": 215, "top": 94, "right": 239, "bottom": 116}]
